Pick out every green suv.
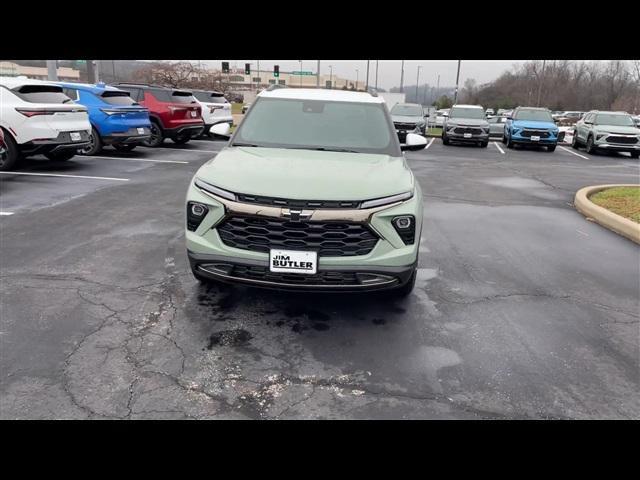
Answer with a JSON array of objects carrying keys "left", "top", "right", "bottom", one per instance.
[
  {"left": 185, "top": 87, "right": 427, "bottom": 295},
  {"left": 573, "top": 110, "right": 640, "bottom": 158}
]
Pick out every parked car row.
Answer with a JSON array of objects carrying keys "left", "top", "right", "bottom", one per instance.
[
  {"left": 571, "top": 111, "right": 640, "bottom": 158},
  {"left": 0, "top": 76, "right": 234, "bottom": 170}
]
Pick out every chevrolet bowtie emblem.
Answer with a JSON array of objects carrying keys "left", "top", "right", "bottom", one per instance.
[{"left": 282, "top": 208, "right": 313, "bottom": 222}]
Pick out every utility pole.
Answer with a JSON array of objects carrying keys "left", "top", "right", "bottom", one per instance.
[
  {"left": 366, "top": 60, "right": 370, "bottom": 91},
  {"left": 317, "top": 60, "right": 320, "bottom": 88},
  {"left": 329, "top": 65, "right": 333, "bottom": 89},
  {"left": 299, "top": 60, "right": 303, "bottom": 87},
  {"left": 46, "top": 60, "right": 58, "bottom": 81},
  {"left": 436, "top": 74, "right": 440, "bottom": 105},
  {"left": 415, "top": 66, "right": 422, "bottom": 104},
  {"left": 454, "top": 60, "right": 461, "bottom": 104},
  {"left": 400, "top": 60, "right": 405, "bottom": 93},
  {"left": 86, "top": 60, "right": 97, "bottom": 84},
  {"left": 536, "top": 59, "right": 546, "bottom": 107},
  {"left": 356, "top": 69, "right": 359, "bottom": 90},
  {"left": 375, "top": 60, "right": 379, "bottom": 89},
  {"left": 257, "top": 60, "right": 260, "bottom": 91}
]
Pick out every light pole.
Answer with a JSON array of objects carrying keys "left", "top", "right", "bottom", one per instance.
[
  {"left": 256, "top": 60, "right": 260, "bottom": 91},
  {"left": 400, "top": 60, "right": 405, "bottom": 93},
  {"left": 46, "top": 60, "right": 58, "bottom": 81},
  {"left": 366, "top": 60, "right": 370, "bottom": 91},
  {"left": 416, "top": 66, "right": 422, "bottom": 104},
  {"left": 356, "top": 69, "right": 359, "bottom": 90},
  {"left": 375, "top": 60, "right": 379, "bottom": 89},
  {"left": 299, "top": 60, "right": 303, "bottom": 87},
  {"left": 536, "top": 59, "right": 546, "bottom": 107},
  {"left": 454, "top": 60, "right": 462, "bottom": 104},
  {"left": 328, "top": 65, "right": 333, "bottom": 89},
  {"left": 317, "top": 60, "right": 320, "bottom": 88}
]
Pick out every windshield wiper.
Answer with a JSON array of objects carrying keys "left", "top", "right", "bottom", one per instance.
[
  {"left": 285, "top": 146, "right": 359, "bottom": 153},
  {"left": 231, "top": 142, "right": 260, "bottom": 147}
]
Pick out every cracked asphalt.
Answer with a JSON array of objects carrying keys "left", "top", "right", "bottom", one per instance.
[{"left": 1, "top": 137, "right": 638, "bottom": 419}]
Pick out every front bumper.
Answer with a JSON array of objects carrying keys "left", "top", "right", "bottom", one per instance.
[
  {"left": 185, "top": 181, "right": 423, "bottom": 292},
  {"left": 594, "top": 142, "right": 640, "bottom": 152}
]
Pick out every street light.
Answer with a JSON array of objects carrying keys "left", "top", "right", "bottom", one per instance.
[
  {"left": 416, "top": 66, "right": 422, "bottom": 104},
  {"left": 356, "top": 69, "right": 359, "bottom": 90},
  {"left": 299, "top": 60, "right": 303, "bottom": 87},
  {"left": 328, "top": 65, "right": 333, "bottom": 89}
]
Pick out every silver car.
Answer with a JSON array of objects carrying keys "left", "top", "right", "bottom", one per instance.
[{"left": 487, "top": 115, "right": 507, "bottom": 137}]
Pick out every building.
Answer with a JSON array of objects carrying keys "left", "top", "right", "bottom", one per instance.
[
  {"left": 219, "top": 68, "right": 364, "bottom": 91},
  {"left": 0, "top": 62, "right": 80, "bottom": 81}
]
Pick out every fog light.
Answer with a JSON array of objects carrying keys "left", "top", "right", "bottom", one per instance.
[
  {"left": 393, "top": 216, "right": 412, "bottom": 229},
  {"left": 191, "top": 203, "right": 206, "bottom": 216},
  {"left": 187, "top": 202, "right": 209, "bottom": 231},
  {"left": 392, "top": 215, "right": 416, "bottom": 245}
]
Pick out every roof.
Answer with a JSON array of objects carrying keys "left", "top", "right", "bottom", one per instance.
[
  {"left": 0, "top": 76, "right": 60, "bottom": 88},
  {"left": 515, "top": 106, "right": 550, "bottom": 111},
  {"left": 452, "top": 104, "right": 484, "bottom": 109},
  {"left": 257, "top": 88, "right": 384, "bottom": 104},
  {"left": 394, "top": 102, "right": 422, "bottom": 107},
  {"left": 114, "top": 82, "right": 192, "bottom": 93},
  {"left": 55, "top": 81, "right": 124, "bottom": 94}
]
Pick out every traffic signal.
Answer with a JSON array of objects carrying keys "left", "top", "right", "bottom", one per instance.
[
  {"left": 222, "top": 62, "right": 229, "bottom": 73},
  {"left": 274, "top": 65, "right": 280, "bottom": 78},
  {"left": 245, "top": 63, "right": 251, "bottom": 75}
]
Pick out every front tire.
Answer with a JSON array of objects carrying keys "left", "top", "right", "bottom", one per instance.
[
  {"left": 113, "top": 144, "right": 137, "bottom": 152},
  {"left": 480, "top": 141, "right": 488, "bottom": 148},
  {"left": 506, "top": 132, "right": 514, "bottom": 149},
  {"left": 630, "top": 152, "right": 640, "bottom": 159},
  {"left": 392, "top": 269, "right": 416, "bottom": 298},
  {"left": 45, "top": 150, "right": 76, "bottom": 162},
  {"left": 442, "top": 133, "right": 450, "bottom": 145},
  {"left": 571, "top": 132, "right": 580, "bottom": 149},
  {"left": 0, "top": 130, "right": 22, "bottom": 171},
  {"left": 79, "top": 127, "right": 102, "bottom": 156},
  {"left": 142, "top": 122, "right": 164, "bottom": 148},
  {"left": 585, "top": 135, "right": 596, "bottom": 154},
  {"left": 547, "top": 144, "right": 556, "bottom": 152},
  {"left": 172, "top": 135, "right": 191, "bottom": 145}
]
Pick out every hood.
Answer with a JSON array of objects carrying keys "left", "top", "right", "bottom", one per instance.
[
  {"left": 195, "top": 147, "right": 414, "bottom": 201},
  {"left": 591, "top": 125, "right": 640, "bottom": 135},
  {"left": 392, "top": 114, "right": 424, "bottom": 123},
  {"left": 512, "top": 120, "right": 557, "bottom": 129},
  {"left": 447, "top": 118, "right": 488, "bottom": 127}
]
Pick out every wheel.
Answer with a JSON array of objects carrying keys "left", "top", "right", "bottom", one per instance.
[
  {"left": 391, "top": 269, "right": 417, "bottom": 298},
  {"left": 506, "top": 132, "right": 514, "bottom": 149},
  {"left": 442, "top": 134, "right": 450, "bottom": 145},
  {"left": 571, "top": 132, "right": 580, "bottom": 149},
  {"left": 547, "top": 144, "right": 556, "bottom": 152},
  {"left": 480, "top": 141, "right": 488, "bottom": 148},
  {"left": 585, "top": 135, "right": 596, "bottom": 154},
  {"left": 79, "top": 127, "right": 102, "bottom": 156},
  {"left": 172, "top": 135, "right": 191, "bottom": 145},
  {"left": 502, "top": 135, "right": 507, "bottom": 144},
  {"left": 630, "top": 152, "right": 640, "bottom": 159},
  {"left": 142, "top": 122, "right": 163, "bottom": 147},
  {"left": 113, "top": 144, "right": 137, "bottom": 152},
  {"left": 0, "top": 130, "right": 22, "bottom": 171},
  {"left": 45, "top": 150, "right": 76, "bottom": 161}
]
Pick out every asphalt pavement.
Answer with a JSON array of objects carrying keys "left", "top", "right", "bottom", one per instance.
[{"left": 1, "top": 136, "right": 638, "bottom": 419}]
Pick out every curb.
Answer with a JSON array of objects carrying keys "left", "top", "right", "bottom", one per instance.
[{"left": 574, "top": 184, "right": 640, "bottom": 244}]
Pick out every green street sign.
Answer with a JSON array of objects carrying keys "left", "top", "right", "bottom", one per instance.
[
  {"left": 75, "top": 60, "right": 87, "bottom": 65},
  {"left": 291, "top": 71, "right": 314, "bottom": 76}
]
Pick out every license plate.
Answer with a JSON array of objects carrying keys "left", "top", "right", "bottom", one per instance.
[
  {"left": 464, "top": 133, "right": 472, "bottom": 138},
  {"left": 137, "top": 127, "right": 145, "bottom": 135},
  {"left": 190, "top": 111, "right": 197, "bottom": 118},
  {"left": 531, "top": 135, "right": 540, "bottom": 141},
  {"left": 269, "top": 249, "right": 317, "bottom": 275},
  {"left": 70, "top": 132, "right": 82, "bottom": 142}
]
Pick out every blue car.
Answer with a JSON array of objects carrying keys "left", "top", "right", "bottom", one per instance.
[
  {"left": 56, "top": 82, "right": 152, "bottom": 154},
  {"left": 503, "top": 107, "right": 560, "bottom": 152}
]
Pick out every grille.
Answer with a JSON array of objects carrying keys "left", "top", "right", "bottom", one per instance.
[
  {"left": 605, "top": 135, "right": 638, "bottom": 145},
  {"left": 235, "top": 193, "right": 360, "bottom": 209},
  {"left": 231, "top": 265, "right": 361, "bottom": 285},
  {"left": 217, "top": 215, "right": 378, "bottom": 257},
  {"left": 521, "top": 129, "right": 550, "bottom": 138},
  {"left": 394, "top": 122, "right": 417, "bottom": 130},
  {"left": 454, "top": 127, "right": 483, "bottom": 135}
]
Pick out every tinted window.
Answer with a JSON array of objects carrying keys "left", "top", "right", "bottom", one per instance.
[
  {"left": 233, "top": 97, "right": 399, "bottom": 156},
  {"left": 117, "top": 87, "right": 141, "bottom": 101},
  {"left": 449, "top": 107, "right": 485, "bottom": 119},
  {"left": 149, "top": 89, "right": 172, "bottom": 102},
  {"left": 171, "top": 91, "right": 197, "bottom": 104},
  {"left": 193, "top": 91, "right": 227, "bottom": 103},
  {"left": 100, "top": 91, "right": 137, "bottom": 106},
  {"left": 12, "top": 85, "right": 72, "bottom": 104},
  {"left": 62, "top": 88, "right": 79, "bottom": 100},
  {"left": 514, "top": 109, "right": 553, "bottom": 122},
  {"left": 595, "top": 113, "right": 635, "bottom": 127}
]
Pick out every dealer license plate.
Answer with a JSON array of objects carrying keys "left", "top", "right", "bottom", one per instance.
[
  {"left": 137, "top": 127, "right": 145, "bottom": 135},
  {"left": 531, "top": 135, "right": 540, "bottom": 141},
  {"left": 70, "top": 132, "right": 82, "bottom": 142},
  {"left": 190, "top": 110, "right": 197, "bottom": 117},
  {"left": 269, "top": 249, "right": 317, "bottom": 275},
  {"left": 464, "top": 133, "right": 472, "bottom": 138}
]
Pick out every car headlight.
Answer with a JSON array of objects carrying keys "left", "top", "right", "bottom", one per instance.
[
  {"left": 446, "top": 123, "right": 457, "bottom": 131},
  {"left": 194, "top": 178, "right": 236, "bottom": 201},
  {"left": 361, "top": 191, "right": 413, "bottom": 209}
]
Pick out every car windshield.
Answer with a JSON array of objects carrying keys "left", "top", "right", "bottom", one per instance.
[
  {"left": 449, "top": 107, "right": 485, "bottom": 119},
  {"left": 514, "top": 109, "right": 553, "bottom": 122},
  {"left": 12, "top": 85, "right": 72, "bottom": 104},
  {"left": 391, "top": 104, "right": 423, "bottom": 116},
  {"left": 232, "top": 97, "right": 399, "bottom": 156},
  {"left": 595, "top": 113, "right": 635, "bottom": 127},
  {"left": 100, "top": 91, "right": 137, "bottom": 106}
]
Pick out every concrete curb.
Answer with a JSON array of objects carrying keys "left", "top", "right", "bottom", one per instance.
[{"left": 574, "top": 184, "right": 640, "bottom": 244}]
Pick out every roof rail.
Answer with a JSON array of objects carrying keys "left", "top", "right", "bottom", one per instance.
[{"left": 366, "top": 87, "right": 378, "bottom": 97}]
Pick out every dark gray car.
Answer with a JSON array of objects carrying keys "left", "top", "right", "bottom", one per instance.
[
  {"left": 390, "top": 103, "right": 427, "bottom": 142},
  {"left": 442, "top": 104, "right": 490, "bottom": 147}
]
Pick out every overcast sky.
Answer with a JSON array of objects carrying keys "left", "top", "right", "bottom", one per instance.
[{"left": 197, "top": 60, "right": 528, "bottom": 89}]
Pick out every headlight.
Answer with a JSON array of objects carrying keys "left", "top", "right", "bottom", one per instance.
[
  {"left": 361, "top": 191, "right": 413, "bottom": 209},
  {"left": 194, "top": 178, "right": 236, "bottom": 201}
]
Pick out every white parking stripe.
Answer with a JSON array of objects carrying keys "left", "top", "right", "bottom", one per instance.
[
  {"left": 559, "top": 146, "right": 589, "bottom": 160},
  {"left": 425, "top": 138, "right": 435, "bottom": 149},
  {"left": 0, "top": 172, "right": 129, "bottom": 181},
  {"left": 493, "top": 142, "right": 505, "bottom": 154},
  {"left": 153, "top": 147, "right": 221, "bottom": 154},
  {"left": 0, "top": 212, "right": 14, "bottom": 216},
  {"left": 80, "top": 156, "right": 189, "bottom": 164}
]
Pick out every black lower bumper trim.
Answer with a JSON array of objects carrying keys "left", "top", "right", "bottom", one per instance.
[{"left": 165, "top": 125, "right": 205, "bottom": 139}]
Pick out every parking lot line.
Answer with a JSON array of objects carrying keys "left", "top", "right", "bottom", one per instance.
[
  {"left": 0, "top": 172, "right": 129, "bottom": 182},
  {"left": 80, "top": 156, "right": 189, "bottom": 165},
  {"left": 154, "top": 147, "right": 221, "bottom": 154},
  {"left": 559, "top": 146, "right": 589, "bottom": 160},
  {"left": 493, "top": 142, "right": 505, "bottom": 154},
  {"left": 425, "top": 138, "right": 435, "bottom": 149},
  {"left": 0, "top": 211, "right": 15, "bottom": 216}
]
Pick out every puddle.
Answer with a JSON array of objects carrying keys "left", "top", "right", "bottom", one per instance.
[
  {"left": 207, "top": 329, "right": 253, "bottom": 348},
  {"left": 483, "top": 177, "right": 560, "bottom": 200}
]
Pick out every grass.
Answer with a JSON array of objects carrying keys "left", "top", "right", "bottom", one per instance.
[
  {"left": 590, "top": 186, "right": 640, "bottom": 223},
  {"left": 231, "top": 103, "right": 243, "bottom": 115},
  {"left": 427, "top": 127, "right": 442, "bottom": 136}
]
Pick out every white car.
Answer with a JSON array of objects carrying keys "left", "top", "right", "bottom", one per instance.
[
  {"left": 0, "top": 76, "right": 91, "bottom": 170},
  {"left": 433, "top": 109, "right": 450, "bottom": 127},
  {"left": 192, "top": 90, "right": 233, "bottom": 135}
]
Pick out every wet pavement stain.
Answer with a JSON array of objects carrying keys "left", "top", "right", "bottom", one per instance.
[
  {"left": 284, "top": 306, "right": 330, "bottom": 322},
  {"left": 207, "top": 329, "right": 253, "bottom": 349},
  {"left": 312, "top": 322, "right": 330, "bottom": 331},
  {"left": 372, "top": 318, "right": 387, "bottom": 325}
]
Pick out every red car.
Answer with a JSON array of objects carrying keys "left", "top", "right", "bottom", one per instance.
[
  {"left": 0, "top": 129, "right": 7, "bottom": 169},
  {"left": 114, "top": 83, "right": 204, "bottom": 147}
]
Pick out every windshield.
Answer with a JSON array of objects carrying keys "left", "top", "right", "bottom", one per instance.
[
  {"left": 391, "top": 104, "right": 423, "bottom": 116},
  {"left": 232, "top": 97, "right": 399, "bottom": 156},
  {"left": 514, "top": 109, "right": 553, "bottom": 122},
  {"left": 449, "top": 107, "right": 485, "bottom": 120},
  {"left": 595, "top": 113, "right": 635, "bottom": 127},
  {"left": 100, "top": 91, "right": 137, "bottom": 106}
]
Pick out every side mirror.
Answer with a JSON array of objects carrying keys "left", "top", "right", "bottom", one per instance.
[
  {"left": 401, "top": 133, "right": 428, "bottom": 151},
  {"left": 210, "top": 123, "right": 231, "bottom": 138}
]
